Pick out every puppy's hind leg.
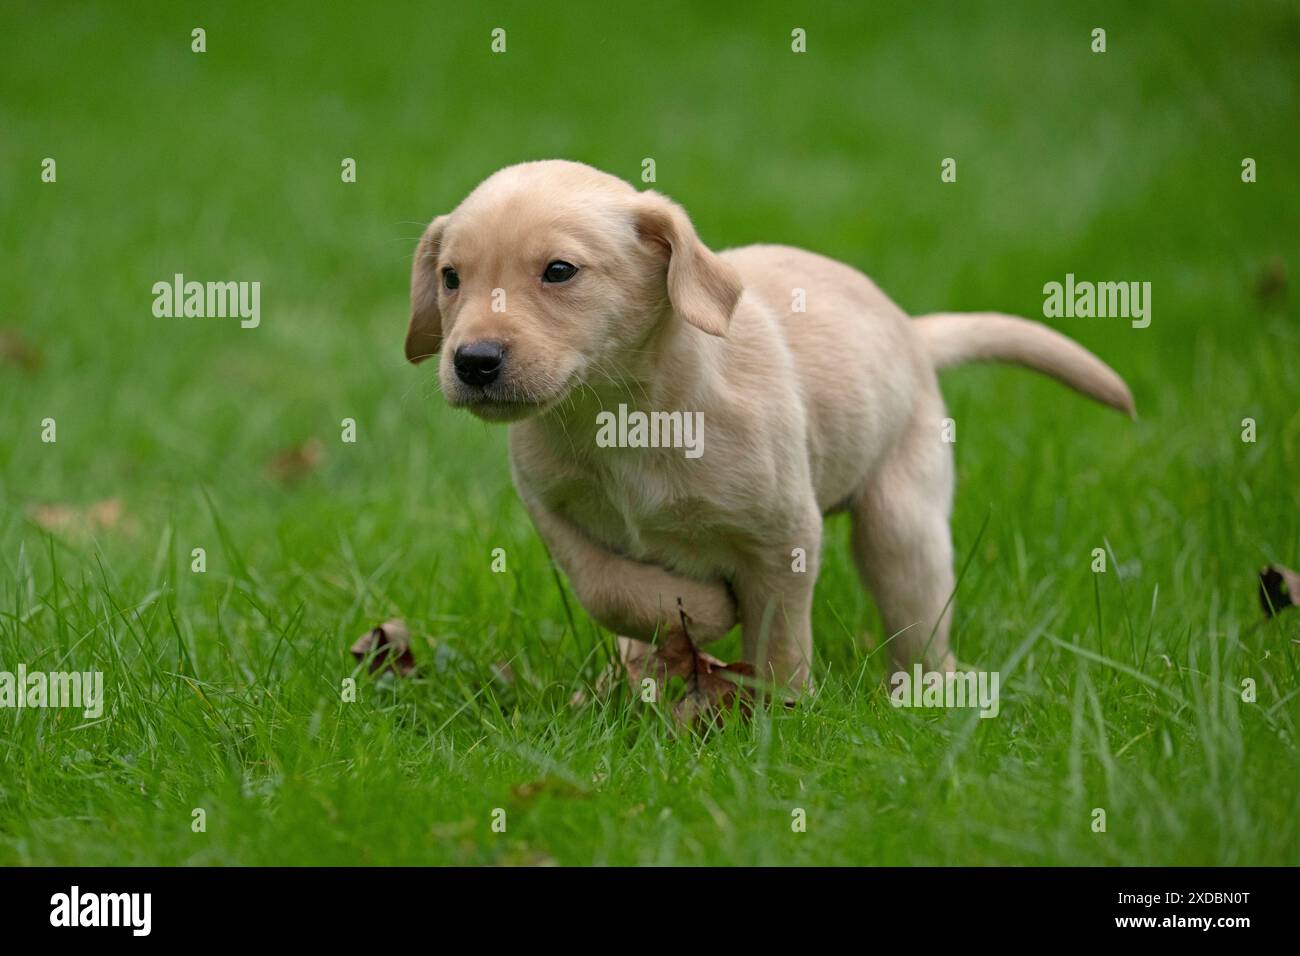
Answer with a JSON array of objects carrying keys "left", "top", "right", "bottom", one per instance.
[{"left": 849, "top": 397, "right": 958, "bottom": 672}]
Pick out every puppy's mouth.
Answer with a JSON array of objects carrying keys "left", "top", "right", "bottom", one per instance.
[{"left": 447, "top": 380, "right": 573, "bottom": 423}]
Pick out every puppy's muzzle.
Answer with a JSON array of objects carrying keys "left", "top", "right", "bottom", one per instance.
[{"left": 454, "top": 340, "right": 505, "bottom": 386}]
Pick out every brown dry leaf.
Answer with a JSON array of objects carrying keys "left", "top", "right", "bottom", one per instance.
[
  {"left": 490, "top": 660, "right": 515, "bottom": 685},
  {"left": 265, "top": 438, "right": 324, "bottom": 483},
  {"left": 0, "top": 329, "right": 43, "bottom": 371},
  {"left": 622, "top": 599, "right": 755, "bottom": 727},
  {"left": 351, "top": 619, "right": 416, "bottom": 676},
  {"left": 511, "top": 778, "right": 588, "bottom": 802},
  {"left": 1259, "top": 564, "right": 1300, "bottom": 617},
  {"left": 1254, "top": 255, "right": 1288, "bottom": 308},
  {"left": 27, "top": 497, "right": 128, "bottom": 540}
]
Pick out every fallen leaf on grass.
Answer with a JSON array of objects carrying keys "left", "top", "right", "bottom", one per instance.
[
  {"left": 351, "top": 619, "right": 416, "bottom": 676},
  {"left": 621, "top": 599, "right": 755, "bottom": 727},
  {"left": 1259, "top": 564, "right": 1300, "bottom": 617},
  {"left": 27, "top": 497, "right": 130, "bottom": 540},
  {"left": 1253, "top": 255, "right": 1288, "bottom": 308},
  {"left": 0, "top": 329, "right": 43, "bottom": 371},
  {"left": 265, "top": 439, "right": 324, "bottom": 483},
  {"left": 490, "top": 660, "right": 515, "bottom": 686},
  {"left": 511, "top": 777, "right": 589, "bottom": 802}
]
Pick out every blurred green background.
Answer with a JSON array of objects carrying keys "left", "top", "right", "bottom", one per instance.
[{"left": 0, "top": 0, "right": 1297, "bottom": 865}]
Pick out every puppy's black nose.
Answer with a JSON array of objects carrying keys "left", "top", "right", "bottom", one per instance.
[{"left": 453, "top": 341, "right": 505, "bottom": 386}]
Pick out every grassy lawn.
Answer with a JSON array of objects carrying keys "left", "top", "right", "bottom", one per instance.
[{"left": 1, "top": 0, "right": 1297, "bottom": 865}]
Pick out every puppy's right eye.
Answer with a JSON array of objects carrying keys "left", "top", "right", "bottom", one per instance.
[
  {"left": 542, "top": 260, "right": 578, "bottom": 283},
  {"left": 442, "top": 267, "right": 460, "bottom": 291}
]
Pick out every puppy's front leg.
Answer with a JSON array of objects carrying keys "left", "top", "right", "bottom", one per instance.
[
  {"left": 519, "top": 493, "right": 737, "bottom": 644},
  {"left": 734, "top": 507, "right": 822, "bottom": 693}
]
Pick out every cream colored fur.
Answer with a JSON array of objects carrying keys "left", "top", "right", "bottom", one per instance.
[{"left": 407, "top": 160, "right": 1134, "bottom": 692}]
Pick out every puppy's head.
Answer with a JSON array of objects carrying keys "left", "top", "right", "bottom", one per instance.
[{"left": 406, "top": 160, "right": 742, "bottom": 422}]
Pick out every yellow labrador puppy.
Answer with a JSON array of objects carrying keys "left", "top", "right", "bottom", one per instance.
[{"left": 406, "top": 160, "right": 1132, "bottom": 692}]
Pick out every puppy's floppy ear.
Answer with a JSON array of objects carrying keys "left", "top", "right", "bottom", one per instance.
[
  {"left": 635, "top": 192, "right": 742, "bottom": 337},
  {"left": 405, "top": 215, "right": 449, "bottom": 364}
]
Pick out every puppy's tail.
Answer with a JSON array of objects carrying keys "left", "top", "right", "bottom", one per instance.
[{"left": 914, "top": 312, "right": 1136, "bottom": 417}]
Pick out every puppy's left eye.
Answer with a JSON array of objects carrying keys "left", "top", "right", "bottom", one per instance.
[{"left": 542, "top": 261, "right": 578, "bottom": 283}]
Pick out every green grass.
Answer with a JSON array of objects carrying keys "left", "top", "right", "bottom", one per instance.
[{"left": 1, "top": 0, "right": 1298, "bottom": 865}]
